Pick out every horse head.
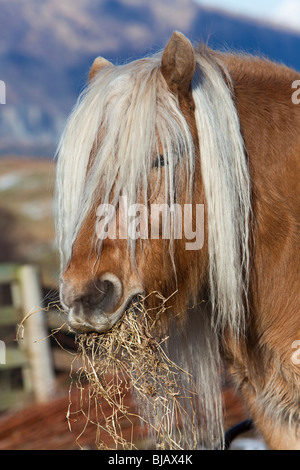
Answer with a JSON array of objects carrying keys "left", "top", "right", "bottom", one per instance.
[{"left": 57, "top": 32, "right": 212, "bottom": 334}]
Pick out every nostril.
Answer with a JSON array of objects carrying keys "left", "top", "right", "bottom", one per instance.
[
  {"left": 61, "top": 273, "right": 123, "bottom": 316},
  {"left": 94, "top": 275, "right": 122, "bottom": 312},
  {"left": 80, "top": 279, "right": 113, "bottom": 309},
  {"left": 94, "top": 279, "right": 111, "bottom": 300},
  {"left": 96, "top": 273, "right": 123, "bottom": 312}
]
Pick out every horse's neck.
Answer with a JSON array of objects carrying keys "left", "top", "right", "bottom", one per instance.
[
  {"left": 224, "top": 54, "right": 300, "bottom": 202},
  {"left": 223, "top": 54, "right": 300, "bottom": 335}
]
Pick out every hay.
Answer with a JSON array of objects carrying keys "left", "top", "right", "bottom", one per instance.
[
  {"left": 69, "top": 292, "right": 199, "bottom": 450},
  {"left": 16, "top": 293, "right": 201, "bottom": 449}
]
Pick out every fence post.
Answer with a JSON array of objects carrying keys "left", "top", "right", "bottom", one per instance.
[{"left": 17, "top": 264, "right": 56, "bottom": 403}]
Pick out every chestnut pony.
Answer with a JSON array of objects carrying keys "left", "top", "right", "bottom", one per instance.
[{"left": 55, "top": 32, "right": 300, "bottom": 449}]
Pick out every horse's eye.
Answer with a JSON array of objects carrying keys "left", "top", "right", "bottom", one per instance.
[{"left": 153, "top": 155, "right": 166, "bottom": 168}]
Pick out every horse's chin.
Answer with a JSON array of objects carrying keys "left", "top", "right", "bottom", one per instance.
[{"left": 67, "top": 289, "right": 144, "bottom": 334}]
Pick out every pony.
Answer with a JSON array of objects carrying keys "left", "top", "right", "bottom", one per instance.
[{"left": 55, "top": 31, "right": 300, "bottom": 450}]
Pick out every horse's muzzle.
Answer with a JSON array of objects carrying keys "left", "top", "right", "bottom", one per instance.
[{"left": 60, "top": 273, "right": 143, "bottom": 333}]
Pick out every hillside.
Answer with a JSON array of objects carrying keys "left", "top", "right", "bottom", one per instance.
[{"left": 0, "top": 0, "right": 300, "bottom": 156}]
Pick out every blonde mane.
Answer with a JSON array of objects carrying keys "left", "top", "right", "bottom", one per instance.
[{"left": 56, "top": 55, "right": 194, "bottom": 266}]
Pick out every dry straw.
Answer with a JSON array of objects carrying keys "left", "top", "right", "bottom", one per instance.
[
  {"left": 68, "top": 292, "right": 200, "bottom": 450},
  {"left": 16, "top": 294, "right": 202, "bottom": 449}
]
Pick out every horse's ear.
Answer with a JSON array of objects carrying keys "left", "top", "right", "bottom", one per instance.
[
  {"left": 161, "top": 31, "right": 195, "bottom": 97},
  {"left": 89, "top": 57, "right": 112, "bottom": 81}
]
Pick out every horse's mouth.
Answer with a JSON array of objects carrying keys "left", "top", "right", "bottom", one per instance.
[{"left": 67, "top": 289, "right": 144, "bottom": 334}]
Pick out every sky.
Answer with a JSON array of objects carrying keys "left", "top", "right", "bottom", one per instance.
[{"left": 196, "top": 0, "right": 300, "bottom": 31}]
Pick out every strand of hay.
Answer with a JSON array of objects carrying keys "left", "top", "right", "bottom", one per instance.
[
  {"left": 16, "top": 300, "right": 68, "bottom": 343},
  {"left": 69, "top": 292, "right": 199, "bottom": 450}
]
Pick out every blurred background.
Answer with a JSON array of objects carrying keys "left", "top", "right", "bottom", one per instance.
[{"left": 0, "top": 0, "right": 299, "bottom": 450}]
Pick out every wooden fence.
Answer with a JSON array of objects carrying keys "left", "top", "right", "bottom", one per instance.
[{"left": 0, "top": 263, "right": 57, "bottom": 410}]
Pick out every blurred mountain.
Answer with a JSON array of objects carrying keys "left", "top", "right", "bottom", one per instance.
[{"left": 0, "top": 0, "right": 300, "bottom": 157}]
